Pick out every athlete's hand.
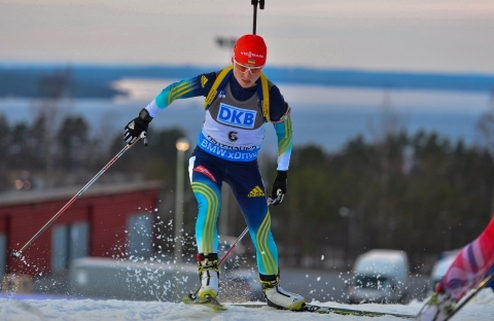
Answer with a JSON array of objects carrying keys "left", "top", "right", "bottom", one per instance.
[
  {"left": 124, "top": 108, "right": 152, "bottom": 144},
  {"left": 270, "top": 170, "right": 287, "bottom": 206}
]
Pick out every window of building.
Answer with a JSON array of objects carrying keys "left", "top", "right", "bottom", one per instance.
[
  {"left": 52, "top": 225, "right": 68, "bottom": 272},
  {"left": 0, "top": 234, "right": 6, "bottom": 281},
  {"left": 51, "top": 221, "right": 89, "bottom": 272},
  {"left": 70, "top": 221, "right": 89, "bottom": 260},
  {"left": 127, "top": 213, "right": 153, "bottom": 259}
]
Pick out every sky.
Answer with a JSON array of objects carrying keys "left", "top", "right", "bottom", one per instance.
[
  {"left": 1, "top": 290, "right": 493, "bottom": 321},
  {"left": 1, "top": 0, "right": 494, "bottom": 73}
]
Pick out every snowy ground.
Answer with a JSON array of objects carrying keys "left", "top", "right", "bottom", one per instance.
[{"left": 1, "top": 289, "right": 493, "bottom": 321}]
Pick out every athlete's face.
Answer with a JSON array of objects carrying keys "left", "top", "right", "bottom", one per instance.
[{"left": 232, "top": 59, "right": 263, "bottom": 88}]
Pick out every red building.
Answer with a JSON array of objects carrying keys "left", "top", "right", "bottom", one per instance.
[{"left": 0, "top": 180, "right": 162, "bottom": 281}]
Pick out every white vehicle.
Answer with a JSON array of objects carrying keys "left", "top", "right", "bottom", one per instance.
[
  {"left": 68, "top": 235, "right": 263, "bottom": 302},
  {"left": 428, "top": 254, "right": 457, "bottom": 294},
  {"left": 347, "top": 249, "right": 410, "bottom": 304}
]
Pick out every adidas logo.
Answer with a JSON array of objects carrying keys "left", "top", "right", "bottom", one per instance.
[
  {"left": 200, "top": 75, "right": 208, "bottom": 88},
  {"left": 247, "top": 186, "right": 265, "bottom": 198}
]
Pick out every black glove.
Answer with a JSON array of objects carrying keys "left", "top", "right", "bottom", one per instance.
[
  {"left": 124, "top": 108, "right": 153, "bottom": 144},
  {"left": 270, "top": 170, "right": 287, "bottom": 206}
]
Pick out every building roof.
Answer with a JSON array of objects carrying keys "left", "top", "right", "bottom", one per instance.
[{"left": 0, "top": 180, "right": 163, "bottom": 207}]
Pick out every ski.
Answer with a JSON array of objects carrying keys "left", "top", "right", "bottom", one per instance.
[
  {"left": 303, "top": 303, "right": 415, "bottom": 318},
  {"left": 233, "top": 302, "right": 416, "bottom": 319},
  {"left": 182, "top": 293, "right": 227, "bottom": 312}
]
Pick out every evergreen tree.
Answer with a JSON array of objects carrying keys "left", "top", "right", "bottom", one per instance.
[
  {"left": 57, "top": 116, "right": 89, "bottom": 170},
  {"left": 0, "top": 115, "right": 10, "bottom": 190}
]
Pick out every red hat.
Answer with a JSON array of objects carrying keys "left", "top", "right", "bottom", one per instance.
[{"left": 233, "top": 34, "right": 267, "bottom": 66}]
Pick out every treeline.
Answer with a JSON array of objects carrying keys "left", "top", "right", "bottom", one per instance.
[
  {"left": 276, "top": 132, "right": 494, "bottom": 271},
  {"left": 0, "top": 67, "right": 123, "bottom": 98},
  {"left": 0, "top": 112, "right": 186, "bottom": 191},
  {"left": 2, "top": 110, "right": 494, "bottom": 272}
]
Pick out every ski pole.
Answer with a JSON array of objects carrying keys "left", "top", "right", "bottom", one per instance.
[
  {"left": 218, "top": 227, "right": 249, "bottom": 268},
  {"left": 11, "top": 131, "right": 147, "bottom": 260}
]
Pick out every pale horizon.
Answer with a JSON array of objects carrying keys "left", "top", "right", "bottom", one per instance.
[{"left": 1, "top": 0, "right": 493, "bottom": 73}]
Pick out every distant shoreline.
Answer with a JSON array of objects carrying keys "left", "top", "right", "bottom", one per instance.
[
  {"left": 0, "top": 93, "right": 486, "bottom": 154},
  {"left": 1, "top": 63, "right": 493, "bottom": 100}
]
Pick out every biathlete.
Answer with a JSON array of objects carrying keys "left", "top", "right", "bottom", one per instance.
[{"left": 124, "top": 34, "right": 305, "bottom": 310}]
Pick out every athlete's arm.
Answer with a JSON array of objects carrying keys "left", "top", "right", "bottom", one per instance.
[
  {"left": 145, "top": 72, "right": 217, "bottom": 117},
  {"left": 270, "top": 85, "right": 293, "bottom": 171}
]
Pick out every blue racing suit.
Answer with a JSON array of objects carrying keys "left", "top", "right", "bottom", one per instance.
[{"left": 144, "top": 68, "right": 292, "bottom": 276}]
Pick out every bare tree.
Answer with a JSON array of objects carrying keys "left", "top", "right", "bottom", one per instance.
[
  {"left": 30, "top": 68, "right": 72, "bottom": 188},
  {"left": 368, "top": 90, "right": 408, "bottom": 245},
  {"left": 475, "top": 89, "right": 494, "bottom": 215}
]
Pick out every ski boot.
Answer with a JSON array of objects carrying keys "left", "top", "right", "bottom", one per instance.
[
  {"left": 260, "top": 273, "right": 305, "bottom": 311},
  {"left": 416, "top": 283, "right": 457, "bottom": 321},
  {"left": 197, "top": 253, "right": 220, "bottom": 301}
]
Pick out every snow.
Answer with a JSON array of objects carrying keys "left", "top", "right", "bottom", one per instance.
[{"left": 1, "top": 289, "right": 493, "bottom": 321}]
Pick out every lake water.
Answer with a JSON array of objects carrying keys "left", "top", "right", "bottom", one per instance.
[{"left": 1, "top": 83, "right": 492, "bottom": 154}]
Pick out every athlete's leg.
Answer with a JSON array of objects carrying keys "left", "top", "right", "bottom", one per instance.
[
  {"left": 188, "top": 153, "right": 223, "bottom": 300},
  {"left": 441, "top": 216, "right": 494, "bottom": 300},
  {"left": 416, "top": 217, "right": 494, "bottom": 321},
  {"left": 225, "top": 162, "right": 277, "bottom": 275},
  {"left": 188, "top": 155, "right": 223, "bottom": 253},
  {"left": 226, "top": 161, "right": 305, "bottom": 310}
]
